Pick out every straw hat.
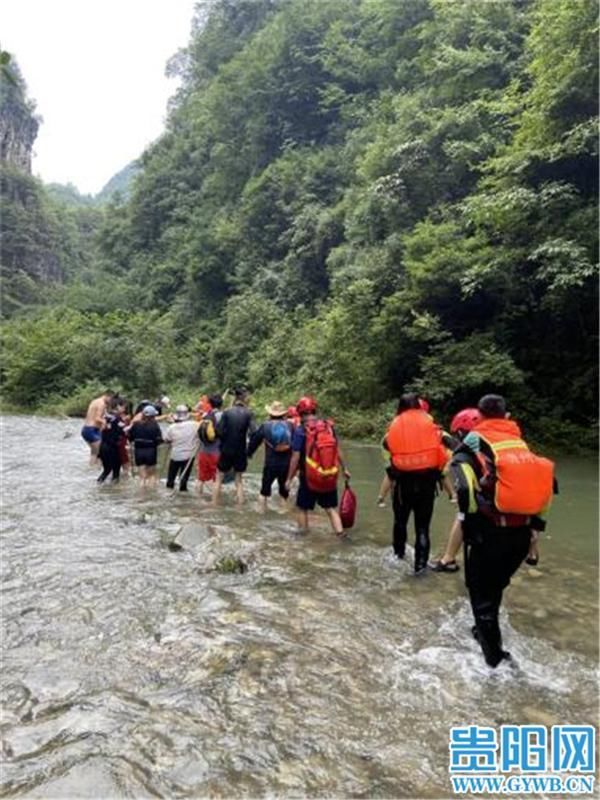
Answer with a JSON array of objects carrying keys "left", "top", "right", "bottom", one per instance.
[{"left": 265, "top": 401, "right": 287, "bottom": 418}]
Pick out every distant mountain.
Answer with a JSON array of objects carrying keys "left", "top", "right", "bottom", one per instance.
[
  {"left": 95, "top": 160, "right": 140, "bottom": 204},
  {"left": 46, "top": 161, "right": 141, "bottom": 208},
  {"left": 46, "top": 182, "right": 95, "bottom": 207}
]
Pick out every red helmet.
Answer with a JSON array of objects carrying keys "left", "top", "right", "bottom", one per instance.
[
  {"left": 450, "top": 408, "right": 482, "bottom": 434},
  {"left": 286, "top": 405, "right": 298, "bottom": 418},
  {"left": 296, "top": 395, "right": 317, "bottom": 415},
  {"left": 418, "top": 397, "right": 430, "bottom": 413}
]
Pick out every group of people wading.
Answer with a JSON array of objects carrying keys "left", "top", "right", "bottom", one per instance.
[{"left": 81, "top": 387, "right": 555, "bottom": 669}]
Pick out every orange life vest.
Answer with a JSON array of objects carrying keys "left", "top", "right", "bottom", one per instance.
[
  {"left": 386, "top": 409, "right": 448, "bottom": 472},
  {"left": 474, "top": 418, "right": 554, "bottom": 515}
]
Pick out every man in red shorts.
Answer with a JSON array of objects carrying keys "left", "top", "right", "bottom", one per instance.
[{"left": 197, "top": 394, "right": 223, "bottom": 496}]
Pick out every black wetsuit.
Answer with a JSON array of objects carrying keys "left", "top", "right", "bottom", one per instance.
[
  {"left": 98, "top": 416, "right": 124, "bottom": 482},
  {"left": 128, "top": 420, "right": 163, "bottom": 467},
  {"left": 247, "top": 420, "right": 293, "bottom": 498},
  {"left": 216, "top": 403, "right": 256, "bottom": 473},
  {"left": 451, "top": 447, "right": 545, "bottom": 667},
  {"left": 391, "top": 469, "right": 439, "bottom": 572}
]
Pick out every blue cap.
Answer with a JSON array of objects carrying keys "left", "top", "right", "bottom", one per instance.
[{"left": 142, "top": 405, "right": 158, "bottom": 417}]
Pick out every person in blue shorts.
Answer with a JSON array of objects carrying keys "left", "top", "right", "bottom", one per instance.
[{"left": 81, "top": 390, "right": 114, "bottom": 463}]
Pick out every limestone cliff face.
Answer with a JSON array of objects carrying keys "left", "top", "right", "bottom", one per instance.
[
  {"left": 0, "top": 61, "right": 64, "bottom": 315},
  {"left": 0, "top": 97, "right": 39, "bottom": 172},
  {"left": 0, "top": 64, "right": 39, "bottom": 172}
]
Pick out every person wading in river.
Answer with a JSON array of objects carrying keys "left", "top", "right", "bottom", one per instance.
[
  {"left": 97, "top": 401, "right": 126, "bottom": 484},
  {"left": 450, "top": 394, "right": 554, "bottom": 667},
  {"left": 212, "top": 386, "right": 256, "bottom": 505},
  {"left": 164, "top": 405, "right": 198, "bottom": 492},
  {"left": 197, "top": 394, "right": 224, "bottom": 497},
  {"left": 247, "top": 401, "right": 294, "bottom": 512},
  {"left": 384, "top": 393, "right": 448, "bottom": 574},
  {"left": 128, "top": 405, "right": 164, "bottom": 488},
  {"left": 81, "top": 390, "right": 114, "bottom": 464},
  {"left": 285, "top": 395, "right": 350, "bottom": 537}
]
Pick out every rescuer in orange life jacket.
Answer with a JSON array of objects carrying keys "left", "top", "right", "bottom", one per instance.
[
  {"left": 383, "top": 393, "right": 449, "bottom": 574},
  {"left": 450, "top": 394, "right": 555, "bottom": 668}
]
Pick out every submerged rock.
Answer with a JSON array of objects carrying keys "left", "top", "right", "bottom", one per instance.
[{"left": 214, "top": 555, "right": 247, "bottom": 574}]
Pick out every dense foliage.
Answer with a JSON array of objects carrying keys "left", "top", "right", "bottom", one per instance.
[{"left": 1, "top": 0, "right": 597, "bottom": 443}]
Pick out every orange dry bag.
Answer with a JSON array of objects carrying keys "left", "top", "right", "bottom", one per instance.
[
  {"left": 475, "top": 419, "right": 554, "bottom": 515},
  {"left": 386, "top": 409, "right": 448, "bottom": 472}
]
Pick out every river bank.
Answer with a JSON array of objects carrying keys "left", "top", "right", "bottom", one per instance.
[{"left": 1, "top": 390, "right": 596, "bottom": 455}]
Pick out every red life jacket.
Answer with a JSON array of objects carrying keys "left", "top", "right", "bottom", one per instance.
[
  {"left": 304, "top": 419, "right": 339, "bottom": 492},
  {"left": 474, "top": 418, "right": 554, "bottom": 515},
  {"left": 386, "top": 409, "right": 448, "bottom": 472}
]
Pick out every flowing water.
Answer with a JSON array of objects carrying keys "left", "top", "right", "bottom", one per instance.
[{"left": 1, "top": 415, "right": 598, "bottom": 798}]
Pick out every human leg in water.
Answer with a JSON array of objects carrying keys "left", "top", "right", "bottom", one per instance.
[
  {"left": 377, "top": 472, "right": 393, "bottom": 507},
  {"left": 234, "top": 472, "right": 244, "bottom": 505},
  {"left": 525, "top": 530, "right": 540, "bottom": 566},
  {"left": 325, "top": 507, "right": 345, "bottom": 537},
  {"left": 412, "top": 475, "right": 436, "bottom": 573},
  {"left": 212, "top": 471, "right": 225, "bottom": 505},
  {"left": 166, "top": 460, "right": 181, "bottom": 490},
  {"left": 145, "top": 465, "right": 158, "bottom": 488},
  {"left": 465, "top": 523, "right": 530, "bottom": 667},
  {"left": 392, "top": 479, "right": 412, "bottom": 560},
  {"left": 297, "top": 509, "right": 310, "bottom": 533},
  {"left": 276, "top": 467, "right": 290, "bottom": 507},
  {"left": 97, "top": 448, "right": 113, "bottom": 483},
  {"left": 429, "top": 517, "right": 463, "bottom": 572},
  {"left": 178, "top": 458, "right": 194, "bottom": 492}
]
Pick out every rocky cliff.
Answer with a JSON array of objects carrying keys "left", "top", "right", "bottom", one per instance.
[{"left": 0, "top": 61, "right": 39, "bottom": 172}]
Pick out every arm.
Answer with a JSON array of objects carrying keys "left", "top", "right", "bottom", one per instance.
[
  {"left": 449, "top": 452, "right": 479, "bottom": 518},
  {"left": 286, "top": 451, "right": 301, "bottom": 486},
  {"left": 336, "top": 442, "right": 351, "bottom": 480},
  {"left": 332, "top": 425, "right": 350, "bottom": 479},
  {"left": 247, "top": 424, "right": 264, "bottom": 459},
  {"left": 286, "top": 425, "right": 304, "bottom": 486},
  {"left": 216, "top": 410, "right": 227, "bottom": 440}
]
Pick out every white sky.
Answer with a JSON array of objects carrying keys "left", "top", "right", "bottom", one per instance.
[{"left": 1, "top": 0, "right": 197, "bottom": 194}]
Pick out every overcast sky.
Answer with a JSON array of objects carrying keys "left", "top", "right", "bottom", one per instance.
[{"left": 1, "top": 0, "right": 197, "bottom": 194}]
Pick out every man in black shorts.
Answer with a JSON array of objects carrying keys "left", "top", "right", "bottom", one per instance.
[
  {"left": 285, "top": 396, "right": 350, "bottom": 536},
  {"left": 212, "top": 387, "right": 256, "bottom": 505},
  {"left": 247, "top": 400, "right": 293, "bottom": 511}
]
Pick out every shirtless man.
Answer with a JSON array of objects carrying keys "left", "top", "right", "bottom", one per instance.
[{"left": 81, "top": 390, "right": 114, "bottom": 463}]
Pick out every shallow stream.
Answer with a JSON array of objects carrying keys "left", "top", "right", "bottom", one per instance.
[{"left": 1, "top": 416, "right": 598, "bottom": 798}]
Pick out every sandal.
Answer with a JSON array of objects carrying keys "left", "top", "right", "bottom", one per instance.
[{"left": 428, "top": 559, "right": 460, "bottom": 573}]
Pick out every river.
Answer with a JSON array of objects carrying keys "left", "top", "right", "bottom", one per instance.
[{"left": 1, "top": 415, "right": 598, "bottom": 798}]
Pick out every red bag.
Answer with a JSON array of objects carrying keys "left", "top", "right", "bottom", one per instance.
[
  {"left": 340, "top": 481, "right": 357, "bottom": 529},
  {"left": 304, "top": 419, "right": 339, "bottom": 492}
]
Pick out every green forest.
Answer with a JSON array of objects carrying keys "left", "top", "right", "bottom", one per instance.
[{"left": 1, "top": 0, "right": 598, "bottom": 446}]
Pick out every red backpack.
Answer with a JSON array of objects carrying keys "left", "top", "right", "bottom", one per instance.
[{"left": 304, "top": 419, "right": 339, "bottom": 492}]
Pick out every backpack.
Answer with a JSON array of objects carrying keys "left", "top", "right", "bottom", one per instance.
[
  {"left": 304, "top": 419, "right": 339, "bottom": 493},
  {"left": 266, "top": 420, "right": 292, "bottom": 452},
  {"left": 386, "top": 409, "right": 448, "bottom": 472},
  {"left": 198, "top": 412, "right": 217, "bottom": 446},
  {"left": 475, "top": 420, "right": 554, "bottom": 515}
]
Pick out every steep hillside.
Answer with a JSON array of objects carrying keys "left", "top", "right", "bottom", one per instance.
[{"left": 1, "top": 0, "right": 598, "bottom": 441}]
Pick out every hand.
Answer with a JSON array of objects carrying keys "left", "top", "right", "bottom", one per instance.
[
  {"left": 343, "top": 469, "right": 351, "bottom": 480},
  {"left": 284, "top": 481, "right": 291, "bottom": 493}
]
